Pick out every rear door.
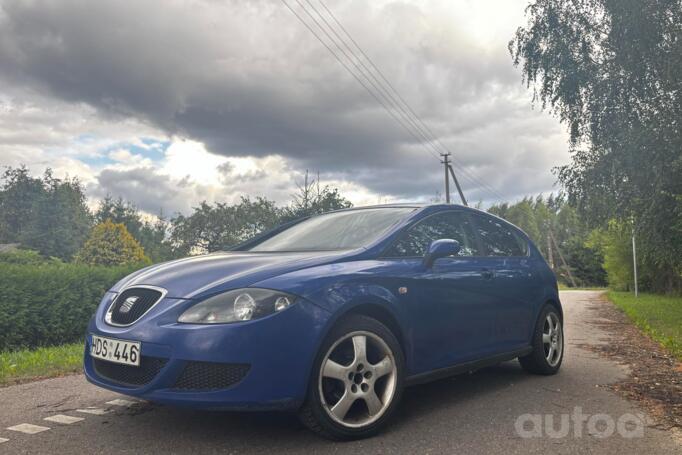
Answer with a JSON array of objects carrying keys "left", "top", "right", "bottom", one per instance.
[
  {"left": 469, "top": 213, "right": 537, "bottom": 351},
  {"left": 382, "top": 210, "right": 498, "bottom": 373}
]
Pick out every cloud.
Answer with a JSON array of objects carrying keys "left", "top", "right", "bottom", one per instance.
[{"left": 0, "top": 0, "right": 569, "bottom": 210}]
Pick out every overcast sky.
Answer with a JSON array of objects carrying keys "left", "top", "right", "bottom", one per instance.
[{"left": 0, "top": 0, "right": 568, "bottom": 215}]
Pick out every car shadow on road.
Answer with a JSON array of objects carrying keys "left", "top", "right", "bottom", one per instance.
[
  {"left": 393, "top": 360, "right": 530, "bottom": 425},
  {"left": 120, "top": 360, "right": 533, "bottom": 448}
]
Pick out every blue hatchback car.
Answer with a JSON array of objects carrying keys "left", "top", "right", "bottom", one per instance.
[{"left": 85, "top": 204, "right": 563, "bottom": 439}]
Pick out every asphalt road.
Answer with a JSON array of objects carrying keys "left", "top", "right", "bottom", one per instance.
[{"left": 0, "top": 291, "right": 680, "bottom": 454}]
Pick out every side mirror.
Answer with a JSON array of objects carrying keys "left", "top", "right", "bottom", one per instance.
[{"left": 423, "top": 239, "right": 461, "bottom": 268}]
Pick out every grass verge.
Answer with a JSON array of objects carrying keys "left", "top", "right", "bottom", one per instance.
[
  {"left": 558, "top": 284, "right": 607, "bottom": 291},
  {"left": 607, "top": 291, "right": 682, "bottom": 360},
  {"left": 0, "top": 343, "right": 83, "bottom": 386}
]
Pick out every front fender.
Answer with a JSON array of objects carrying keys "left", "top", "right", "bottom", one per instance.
[{"left": 253, "top": 260, "right": 414, "bottom": 370}]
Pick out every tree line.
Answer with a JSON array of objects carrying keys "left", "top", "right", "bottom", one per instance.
[
  {"left": 510, "top": 0, "right": 681, "bottom": 293},
  {"left": 0, "top": 164, "right": 637, "bottom": 291},
  {"left": 0, "top": 167, "right": 352, "bottom": 264}
]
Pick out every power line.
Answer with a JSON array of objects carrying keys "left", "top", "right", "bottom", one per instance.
[
  {"left": 316, "top": 0, "right": 505, "bottom": 202},
  {"left": 281, "top": 0, "right": 441, "bottom": 161},
  {"left": 295, "top": 0, "right": 445, "bottom": 161},
  {"left": 283, "top": 0, "right": 505, "bottom": 202},
  {"left": 303, "top": 0, "right": 448, "bottom": 162}
]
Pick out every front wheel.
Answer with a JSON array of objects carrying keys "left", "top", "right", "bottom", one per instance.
[
  {"left": 519, "top": 305, "right": 564, "bottom": 375},
  {"left": 299, "top": 314, "right": 405, "bottom": 440}
]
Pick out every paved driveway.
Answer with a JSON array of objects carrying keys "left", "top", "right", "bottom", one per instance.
[{"left": 0, "top": 291, "right": 680, "bottom": 454}]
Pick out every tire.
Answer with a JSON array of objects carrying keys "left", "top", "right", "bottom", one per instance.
[
  {"left": 298, "top": 314, "right": 405, "bottom": 440},
  {"left": 518, "top": 304, "right": 564, "bottom": 375}
]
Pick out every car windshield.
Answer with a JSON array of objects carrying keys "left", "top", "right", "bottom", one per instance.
[{"left": 249, "top": 208, "right": 415, "bottom": 252}]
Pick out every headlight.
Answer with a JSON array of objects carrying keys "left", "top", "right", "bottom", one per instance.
[{"left": 178, "top": 288, "right": 296, "bottom": 324}]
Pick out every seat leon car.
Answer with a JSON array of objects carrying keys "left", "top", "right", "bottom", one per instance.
[{"left": 84, "top": 204, "right": 563, "bottom": 439}]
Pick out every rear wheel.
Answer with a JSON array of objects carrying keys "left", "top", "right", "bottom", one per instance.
[
  {"left": 299, "top": 314, "right": 405, "bottom": 440},
  {"left": 519, "top": 305, "right": 564, "bottom": 375}
]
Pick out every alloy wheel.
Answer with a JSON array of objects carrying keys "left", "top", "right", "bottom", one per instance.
[
  {"left": 318, "top": 331, "right": 397, "bottom": 428},
  {"left": 542, "top": 313, "right": 563, "bottom": 367}
]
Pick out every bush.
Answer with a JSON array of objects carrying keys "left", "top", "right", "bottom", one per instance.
[
  {"left": 0, "top": 248, "right": 63, "bottom": 266},
  {"left": 0, "top": 263, "right": 140, "bottom": 350},
  {"left": 75, "top": 220, "right": 150, "bottom": 266}
]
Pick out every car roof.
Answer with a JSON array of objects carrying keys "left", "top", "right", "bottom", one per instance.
[
  {"left": 327, "top": 202, "right": 483, "bottom": 214},
  {"left": 324, "top": 203, "right": 530, "bottom": 238}
]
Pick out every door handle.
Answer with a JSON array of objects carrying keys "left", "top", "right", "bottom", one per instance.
[{"left": 480, "top": 268, "right": 495, "bottom": 280}]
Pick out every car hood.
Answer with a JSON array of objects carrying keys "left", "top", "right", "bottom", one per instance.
[{"left": 110, "top": 250, "right": 355, "bottom": 299}]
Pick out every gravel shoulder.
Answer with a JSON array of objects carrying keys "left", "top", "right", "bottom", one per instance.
[{"left": 579, "top": 293, "right": 682, "bottom": 432}]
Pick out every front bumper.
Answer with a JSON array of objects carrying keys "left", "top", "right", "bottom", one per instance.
[{"left": 84, "top": 296, "right": 331, "bottom": 411}]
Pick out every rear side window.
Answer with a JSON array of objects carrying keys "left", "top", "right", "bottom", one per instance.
[
  {"left": 471, "top": 214, "right": 528, "bottom": 257},
  {"left": 384, "top": 211, "right": 480, "bottom": 257}
]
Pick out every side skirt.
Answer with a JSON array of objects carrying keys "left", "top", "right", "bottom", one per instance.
[{"left": 404, "top": 347, "right": 533, "bottom": 387}]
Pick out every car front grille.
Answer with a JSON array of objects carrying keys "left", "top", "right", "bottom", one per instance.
[
  {"left": 172, "top": 361, "right": 250, "bottom": 391},
  {"left": 92, "top": 355, "right": 168, "bottom": 387},
  {"left": 107, "top": 287, "right": 164, "bottom": 326}
]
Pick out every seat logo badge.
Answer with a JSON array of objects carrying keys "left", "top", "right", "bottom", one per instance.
[
  {"left": 398, "top": 287, "right": 408, "bottom": 295},
  {"left": 120, "top": 296, "right": 139, "bottom": 314}
]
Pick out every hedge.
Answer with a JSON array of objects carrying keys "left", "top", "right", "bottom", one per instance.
[{"left": 0, "top": 263, "right": 141, "bottom": 351}]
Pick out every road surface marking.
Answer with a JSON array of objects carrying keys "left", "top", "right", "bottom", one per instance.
[
  {"left": 76, "top": 408, "right": 109, "bottom": 415},
  {"left": 7, "top": 424, "right": 50, "bottom": 434},
  {"left": 44, "top": 415, "right": 84, "bottom": 425},
  {"left": 0, "top": 437, "right": 8, "bottom": 443},
  {"left": 106, "top": 399, "right": 137, "bottom": 407}
]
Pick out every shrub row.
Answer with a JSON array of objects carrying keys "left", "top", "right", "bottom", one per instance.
[{"left": 0, "top": 263, "right": 140, "bottom": 351}]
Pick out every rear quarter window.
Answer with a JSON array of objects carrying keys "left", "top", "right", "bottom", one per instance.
[{"left": 471, "top": 214, "right": 528, "bottom": 257}]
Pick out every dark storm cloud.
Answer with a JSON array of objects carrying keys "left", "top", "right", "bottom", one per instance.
[{"left": 0, "top": 0, "right": 567, "bottom": 202}]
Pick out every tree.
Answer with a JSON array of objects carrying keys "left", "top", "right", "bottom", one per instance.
[
  {"left": 489, "top": 194, "right": 606, "bottom": 287},
  {"left": 169, "top": 172, "right": 352, "bottom": 255},
  {"left": 0, "top": 167, "right": 92, "bottom": 260},
  {"left": 510, "top": 0, "right": 682, "bottom": 292},
  {"left": 586, "top": 221, "right": 634, "bottom": 291},
  {"left": 170, "top": 197, "right": 282, "bottom": 255},
  {"left": 281, "top": 170, "right": 352, "bottom": 222},
  {"left": 95, "top": 196, "right": 143, "bottom": 239},
  {"left": 95, "top": 196, "right": 175, "bottom": 262},
  {"left": 137, "top": 213, "right": 176, "bottom": 262},
  {"left": 0, "top": 167, "right": 44, "bottom": 243},
  {"left": 74, "top": 221, "right": 150, "bottom": 266}
]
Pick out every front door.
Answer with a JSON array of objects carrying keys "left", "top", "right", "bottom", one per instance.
[{"left": 382, "top": 210, "right": 498, "bottom": 374}]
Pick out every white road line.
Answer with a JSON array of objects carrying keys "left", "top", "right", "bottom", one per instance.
[
  {"left": 106, "top": 399, "right": 137, "bottom": 407},
  {"left": 7, "top": 424, "right": 50, "bottom": 434},
  {"left": 0, "top": 437, "right": 8, "bottom": 443},
  {"left": 76, "top": 408, "right": 109, "bottom": 416},
  {"left": 44, "top": 415, "right": 84, "bottom": 425}
]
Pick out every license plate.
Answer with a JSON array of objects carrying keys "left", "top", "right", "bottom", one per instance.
[{"left": 90, "top": 335, "right": 141, "bottom": 367}]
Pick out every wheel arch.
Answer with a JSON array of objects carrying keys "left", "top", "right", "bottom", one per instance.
[
  {"left": 309, "top": 300, "right": 411, "bottom": 384},
  {"left": 544, "top": 298, "right": 564, "bottom": 321},
  {"left": 339, "top": 303, "right": 408, "bottom": 360}
]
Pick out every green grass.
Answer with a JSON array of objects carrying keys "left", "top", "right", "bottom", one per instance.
[
  {"left": 607, "top": 291, "right": 682, "bottom": 360},
  {"left": 0, "top": 343, "right": 83, "bottom": 386}
]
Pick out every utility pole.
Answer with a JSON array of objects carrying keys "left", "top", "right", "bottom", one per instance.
[
  {"left": 549, "top": 229, "right": 577, "bottom": 288},
  {"left": 632, "top": 226, "right": 639, "bottom": 298},
  {"left": 441, "top": 153, "right": 451, "bottom": 203},
  {"left": 440, "top": 153, "right": 468, "bottom": 206},
  {"left": 447, "top": 165, "right": 468, "bottom": 206}
]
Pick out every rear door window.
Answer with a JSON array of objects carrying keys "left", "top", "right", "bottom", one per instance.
[
  {"left": 384, "top": 211, "right": 480, "bottom": 257},
  {"left": 471, "top": 214, "right": 528, "bottom": 257}
]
